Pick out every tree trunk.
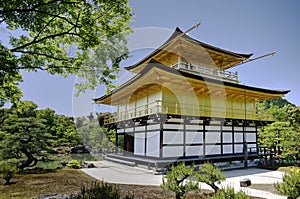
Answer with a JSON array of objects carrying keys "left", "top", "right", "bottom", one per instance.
[{"left": 210, "top": 183, "right": 219, "bottom": 193}]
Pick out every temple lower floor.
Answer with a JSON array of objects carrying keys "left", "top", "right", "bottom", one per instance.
[{"left": 108, "top": 113, "right": 269, "bottom": 169}]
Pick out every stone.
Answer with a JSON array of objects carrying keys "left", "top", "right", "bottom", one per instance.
[
  {"left": 240, "top": 178, "right": 251, "bottom": 187},
  {"left": 34, "top": 193, "right": 70, "bottom": 199}
]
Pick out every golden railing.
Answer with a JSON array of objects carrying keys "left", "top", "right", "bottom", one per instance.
[
  {"left": 103, "top": 100, "right": 271, "bottom": 125},
  {"left": 172, "top": 62, "right": 239, "bottom": 83}
]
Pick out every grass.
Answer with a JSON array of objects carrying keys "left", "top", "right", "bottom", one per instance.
[
  {"left": 0, "top": 167, "right": 264, "bottom": 199},
  {"left": 0, "top": 168, "right": 95, "bottom": 199}
]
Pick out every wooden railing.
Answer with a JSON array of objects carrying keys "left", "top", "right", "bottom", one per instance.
[
  {"left": 172, "top": 62, "right": 239, "bottom": 83},
  {"left": 103, "top": 100, "right": 271, "bottom": 125}
]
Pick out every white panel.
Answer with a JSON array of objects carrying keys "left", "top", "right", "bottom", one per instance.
[
  {"left": 206, "top": 132, "right": 221, "bottom": 144},
  {"left": 134, "top": 133, "right": 145, "bottom": 155},
  {"left": 164, "top": 124, "right": 184, "bottom": 129},
  {"left": 222, "top": 126, "right": 232, "bottom": 131},
  {"left": 223, "top": 145, "right": 233, "bottom": 154},
  {"left": 206, "top": 145, "right": 221, "bottom": 155},
  {"left": 248, "top": 144, "right": 257, "bottom": 152},
  {"left": 206, "top": 126, "right": 221, "bottom": 131},
  {"left": 186, "top": 132, "right": 203, "bottom": 144},
  {"left": 164, "top": 131, "right": 183, "bottom": 144},
  {"left": 245, "top": 127, "right": 256, "bottom": 132},
  {"left": 117, "top": 129, "right": 124, "bottom": 134},
  {"left": 234, "top": 144, "right": 243, "bottom": 153},
  {"left": 234, "top": 133, "right": 243, "bottom": 142},
  {"left": 146, "top": 131, "right": 160, "bottom": 157},
  {"left": 186, "top": 125, "right": 203, "bottom": 130},
  {"left": 135, "top": 126, "right": 145, "bottom": 132},
  {"left": 136, "top": 97, "right": 147, "bottom": 116},
  {"left": 125, "top": 127, "right": 133, "bottom": 133},
  {"left": 163, "top": 146, "right": 183, "bottom": 157},
  {"left": 186, "top": 146, "right": 203, "bottom": 156},
  {"left": 234, "top": 127, "right": 243, "bottom": 131},
  {"left": 147, "top": 124, "right": 160, "bottom": 130},
  {"left": 223, "top": 133, "right": 232, "bottom": 143},
  {"left": 246, "top": 133, "right": 256, "bottom": 142}
]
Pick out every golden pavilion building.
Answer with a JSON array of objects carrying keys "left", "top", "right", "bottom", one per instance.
[{"left": 94, "top": 27, "right": 289, "bottom": 169}]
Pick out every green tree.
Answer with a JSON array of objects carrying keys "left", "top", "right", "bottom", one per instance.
[
  {"left": 76, "top": 113, "right": 114, "bottom": 154},
  {"left": 0, "top": 0, "right": 132, "bottom": 105},
  {"left": 195, "top": 162, "right": 226, "bottom": 193},
  {"left": 161, "top": 162, "right": 200, "bottom": 199},
  {"left": 257, "top": 98, "right": 300, "bottom": 159},
  {"left": 0, "top": 101, "right": 54, "bottom": 170},
  {"left": 275, "top": 167, "right": 300, "bottom": 199}
]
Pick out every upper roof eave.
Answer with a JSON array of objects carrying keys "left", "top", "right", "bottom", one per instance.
[{"left": 124, "top": 27, "right": 253, "bottom": 72}]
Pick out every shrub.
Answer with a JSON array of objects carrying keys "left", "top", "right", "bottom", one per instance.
[
  {"left": 195, "top": 162, "right": 226, "bottom": 193},
  {"left": 274, "top": 167, "right": 300, "bottom": 199},
  {"left": 212, "top": 186, "right": 250, "bottom": 199},
  {"left": 0, "top": 161, "right": 18, "bottom": 185},
  {"left": 71, "top": 181, "right": 134, "bottom": 199},
  {"left": 67, "top": 160, "right": 81, "bottom": 169},
  {"left": 161, "top": 162, "right": 200, "bottom": 199}
]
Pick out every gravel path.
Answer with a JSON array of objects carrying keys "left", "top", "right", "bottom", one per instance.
[{"left": 82, "top": 161, "right": 287, "bottom": 199}]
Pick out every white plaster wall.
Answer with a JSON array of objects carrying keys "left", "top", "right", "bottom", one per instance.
[
  {"left": 246, "top": 133, "right": 256, "bottom": 142},
  {"left": 206, "top": 145, "right": 221, "bottom": 155},
  {"left": 163, "top": 131, "right": 183, "bottom": 145},
  {"left": 186, "top": 146, "right": 203, "bottom": 156},
  {"left": 163, "top": 146, "right": 183, "bottom": 157},
  {"left": 234, "top": 144, "right": 243, "bottom": 153},
  {"left": 186, "top": 132, "right": 203, "bottom": 144},
  {"left": 147, "top": 124, "right": 160, "bottom": 130},
  {"left": 135, "top": 126, "right": 145, "bottom": 132},
  {"left": 186, "top": 124, "right": 203, "bottom": 130},
  {"left": 206, "top": 132, "right": 221, "bottom": 144},
  {"left": 146, "top": 131, "right": 160, "bottom": 157},
  {"left": 164, "top": 124, "right": 184, "bottom": 130},
  {"left": 234, "top": 133, "right": 243, "bottom": 142},
  {"left": 223, "top": 145, "right": 233, "bottom": 154},
  {"left": 223, "top": 133, "right": 232, "bottom": 143},
  {"left": 134, "top": 133, "right": 145, "bottom": 155}
]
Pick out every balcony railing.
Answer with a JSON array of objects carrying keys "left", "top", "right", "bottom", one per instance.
[
  {"left": 171, "top": 62, "right": 239, "bottom": 83},
  {"left": 103, "top": 100, "right": 271, "bottom": 125}
]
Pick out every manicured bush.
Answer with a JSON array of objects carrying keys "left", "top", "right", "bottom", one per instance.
[
  {"left": 71, "top": 181, "right": 134, "bottom": 199},
  {"left": 67, "top": 160, "right": 81, "bottom": 169},
  {"left": 274, "top": 167, "right": 300, "bottom": 199},
  {"left": 0, "top": 161, "right": 18, "bottom": 185},
  {"left": 195, "top": 162, "right": 226, "bottom": 193},
  {"left": 161, "top": 162, "right": 200, "bottom": 199},
  {"left": 212, "top": 186, "right": 250, "bottom": 199}
]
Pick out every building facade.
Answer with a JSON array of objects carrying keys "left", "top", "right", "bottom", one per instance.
[{"left": 94, "top": 27, "right": 289, "bottom": 168}]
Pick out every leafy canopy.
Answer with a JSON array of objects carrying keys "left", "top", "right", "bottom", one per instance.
[{"left": 0, "top": 0, "right": 132, "bottom": 105}]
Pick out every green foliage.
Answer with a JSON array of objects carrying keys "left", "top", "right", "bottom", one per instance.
[
  {"left": 275, "top": 167, "right": 300, "bottom": 199},
  {"left": 195, "top": 162, "right": 226, "bottom": 193},
  {"left": 161, "top": 162, "right": 200, "bottom": 199},
  {"left": 67, "top": 160, "right": 81, "bottom": 169},
  {"left": 0, "top": 161, "right": 18, "bottom": 185},
  {"left": 75, "top": 113, "right": 115, "bottom": 153},
  {"left": 0, "top": 100, "right": 80, "bottom": 170},
  {"left": 0, "top": 0, "right": 132, "bottom": 105},
  {"left": 71, "top": 181, "right": 134, "bottom": 199},
  {"left": 257, "top": 98, "right": 300, "bottom": 159},
  {"left": 212, "top": 186, "right": 250, "bottom": 199}
]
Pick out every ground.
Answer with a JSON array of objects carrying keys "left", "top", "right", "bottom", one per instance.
[{"left": 0, "top": 168, "right": 265, "bottom": 199}]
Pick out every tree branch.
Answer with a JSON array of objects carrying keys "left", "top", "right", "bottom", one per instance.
[
  {"left": 10, "top": 27, "right": 75, "bottom": 52},
  {"left": 13, "top": 49, "right": 70, "bottom": 61}
]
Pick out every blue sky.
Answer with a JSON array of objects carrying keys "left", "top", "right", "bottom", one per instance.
[{"left": 16, "top": 0, "right": 300, "bottom": 116}]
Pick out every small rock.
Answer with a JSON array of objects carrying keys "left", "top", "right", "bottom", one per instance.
[
  {"left": 240, "top": 178, "right": 251, "bottom": 187},
  {"left": 34, "top": 193, "right": 69, "bottom": 199}
]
